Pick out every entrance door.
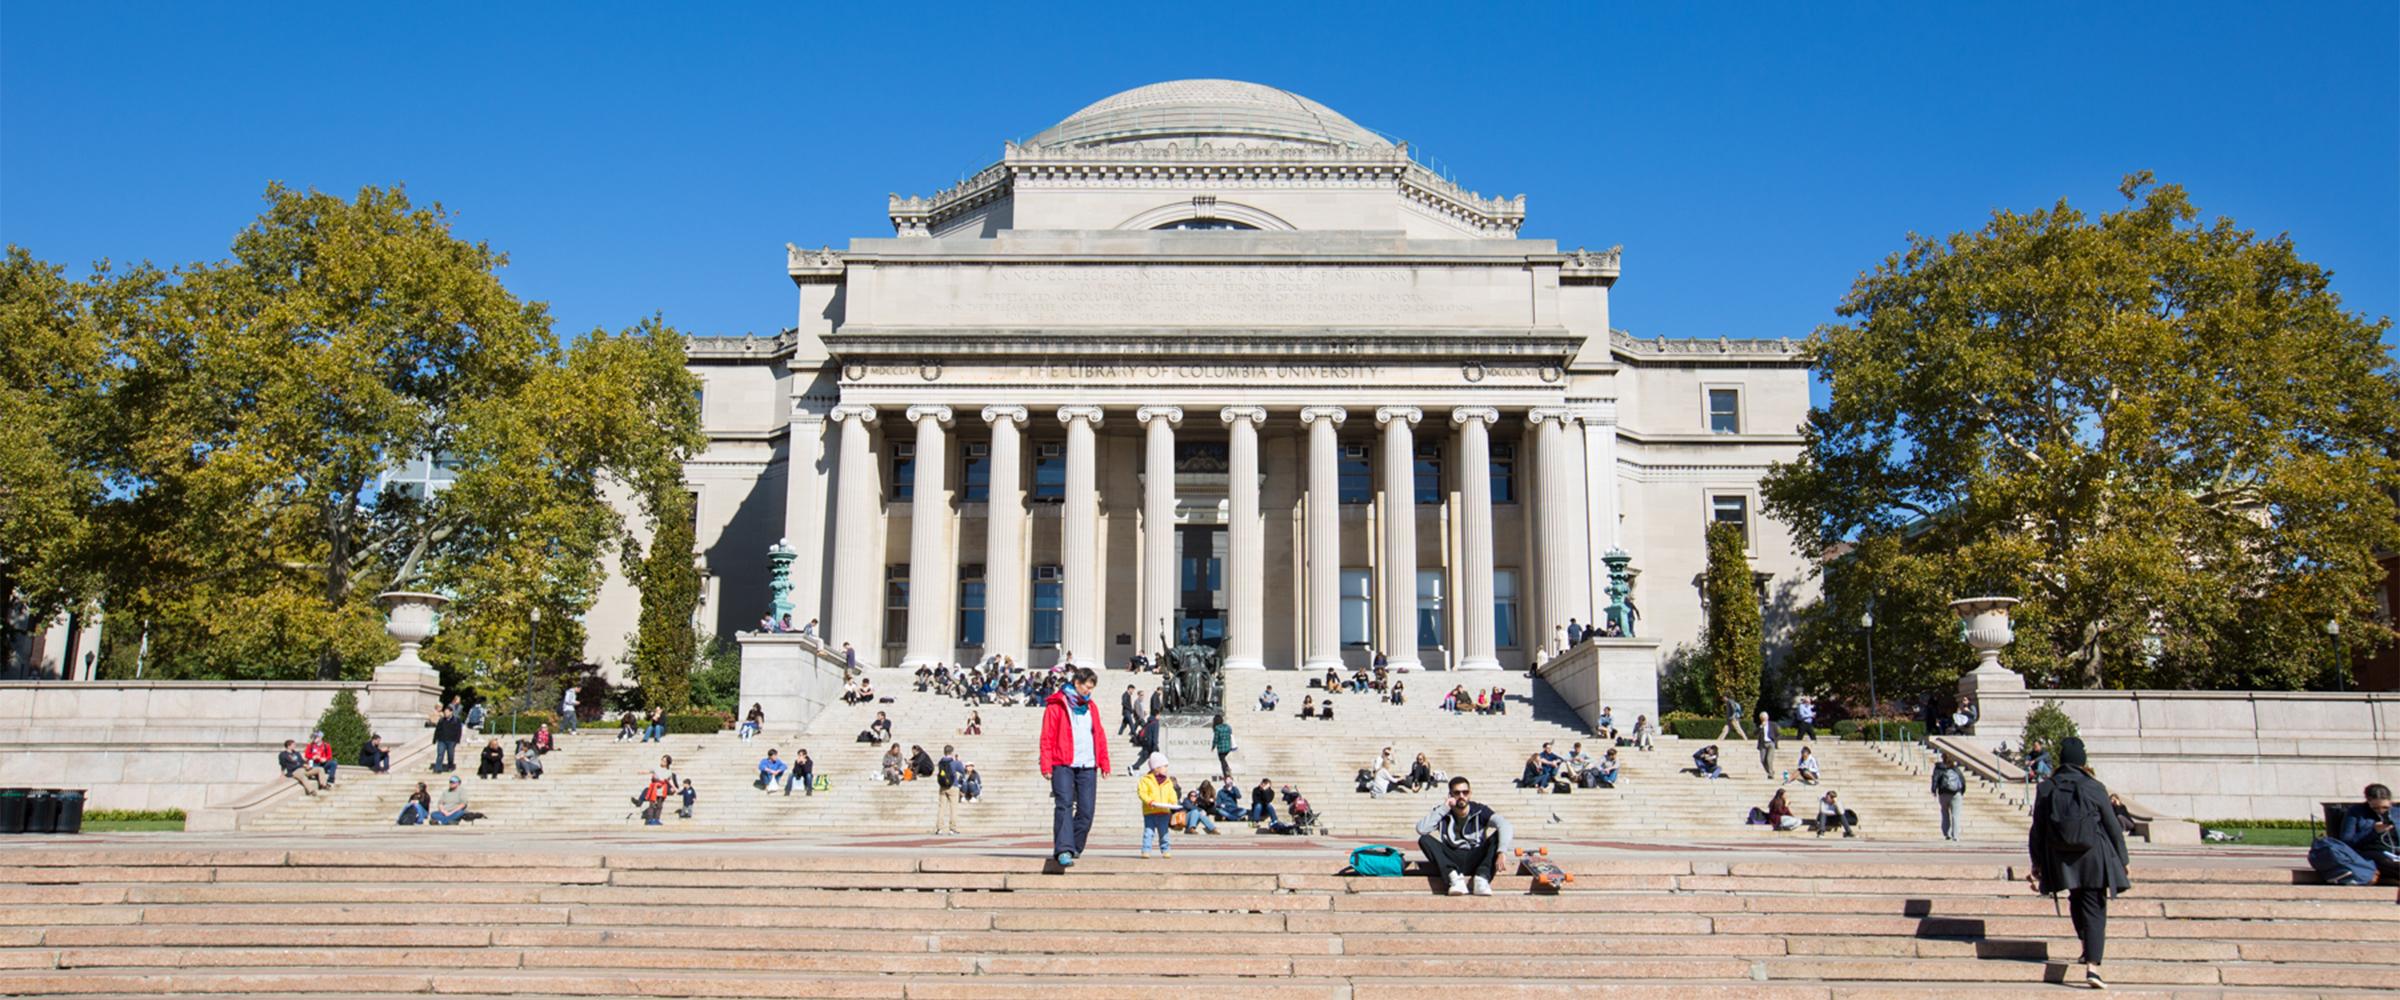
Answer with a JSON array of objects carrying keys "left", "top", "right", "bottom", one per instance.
[{"left": 1177, "top": 525, "right": 1228, "bottom": 649}]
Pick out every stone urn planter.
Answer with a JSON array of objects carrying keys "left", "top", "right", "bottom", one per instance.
[
  {"left": 376, "top": 591, "right": 449, "bottom": 672},
  {"left": 1949, "top": 596, "right": 2026, "bottom": 747}
]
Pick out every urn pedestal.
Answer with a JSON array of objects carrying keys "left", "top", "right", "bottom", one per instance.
[
  {"left": 1951, "top": 596, "right": 2029, "bottom": 751},
  {"left": 366, "top": 592, "right": 447, "bottom": 734}
]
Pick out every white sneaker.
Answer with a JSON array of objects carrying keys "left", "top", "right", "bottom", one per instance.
[
  {"left": 1445, "top": 872, "right": 1468, "bottom": 896},
  {"left": 1470, "top": 875, "right": 1493, "bottom": 896}
]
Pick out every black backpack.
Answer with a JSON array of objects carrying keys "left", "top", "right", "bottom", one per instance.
[
  {"left": 2047, "top": 777, "right": 2108, "bottom": 855},
  {"left": 937, "top": 761, "right": 956, "bottom": 789}
]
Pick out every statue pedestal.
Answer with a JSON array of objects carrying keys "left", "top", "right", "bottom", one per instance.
[
  {"left": 1959, "top": 663, "right": 2030, "bottom": 752},
  {"left": 1158, "top": 714, "right": 1220, "bottom": 778}
]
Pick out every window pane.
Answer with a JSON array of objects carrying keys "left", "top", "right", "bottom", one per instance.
[
  {"left": 1413, "top": 444, "right": 1441, "bottom": 505},
  {"left": 957, "top": 577, "right": 985, "bottom": 647},
  {"left": 1031, "top": 578, "right": 1063, "bottom": 647},
  {"left": 962, "top": 442, "right": 990, "bottom": 503},
  {"left": 1338, "top": 445, "right": 1372, "bottom": 504},
  {"left": 1708, "top": 389, "right": 1740, "bottom": 434},
  {"left": 1489, "top": 443, "right": 1515, "bottom": 504},
  {"left": 892, "top": 443, "right": 916, "bottom": 501},
  {"left": 1416, "top": 569, "right": 1444, "bottom": 647},
  {"left": 1712, "top": 495, "right": 1749, "bottom": 544},
  {"left": 1339, "top": 568, "right": 1372, "bottom": 646},
  {"left": 1032, "top": 444, "right": 1065, "bottom": 500},
  {"left": 884, "top": 569, "right": 909, "bottom": 643},
  {"left": 1494, "top": 569, "right": 1520, "bottom": 649}
]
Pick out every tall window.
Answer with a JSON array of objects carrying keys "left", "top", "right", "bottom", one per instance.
[
  {"left": 1338, "top": 569, "right": 1373, "bottom": 647},
  {"left": 1338, "top": 444, "right": 1372, "bottom": 504},
  {"left": 956, "top": 565, "right": 986, "bottom": 646},
  {"left": 883, "top": 565, "right": 909, "bottom": 642},
  {"left": 1417, "top": 569, "right": 1445, "bottom": 647},
  {"left": 1030, "top": 566, "right": 1063, "bottom": 647},
  {"left": 1489, "top": 442, "right": 1516, "bottom": 504},
  {"left": 961, "top": 442, "right": 991, "bottom": 503},
  {"left": 1708, "top": 389, "right": 1742, "bottom": 434},
  {"left": 1032, "top": 442, "right": 1065, "bottom": 501},
  {"left": 1414, "top": 441, "right": 1442, "bottom": 505},
  {"left": 891, "top": 442, "right": 916, "bottom": 501},
  {"left": 1494, "top": 570, "right": 1521, "bottom": 649},
  {"left": 1712, "top": 495, "right": 1750, "bottom": 544}
]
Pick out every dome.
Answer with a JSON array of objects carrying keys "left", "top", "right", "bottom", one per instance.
[{"left": 1024, "top": 79, "right": 1392, "bottom": 151}]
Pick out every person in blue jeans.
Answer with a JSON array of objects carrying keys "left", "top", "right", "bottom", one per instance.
[
  {"left": 1037, "top": 667, "right": 1109, "bottom": 868},
  {"left": 2313, "top": 784, "right": 2399, "bottom": 886},
  {"left": 430, "top": 777, "right": 469, "bottom": 825}
]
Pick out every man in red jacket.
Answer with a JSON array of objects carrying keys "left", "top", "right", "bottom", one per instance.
[{"left": 1039, "top": 666, "right": 1109, "bottom": 868}]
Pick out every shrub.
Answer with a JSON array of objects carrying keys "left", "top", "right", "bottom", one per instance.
[
  {"left": 314, "top": 690, "right": 373, "bottom": 765},
  {"left": 665, "top": 712, "right": 728, "bottom": 734},
  {"left": 690, "top": 639, "right": 741, "bottom": 715},
  {"left": 85, "top": 808, "right": 185, "bottom": 822},
  {"left": 2022, "top": 699, "right": 2078, "bottom": 754}
]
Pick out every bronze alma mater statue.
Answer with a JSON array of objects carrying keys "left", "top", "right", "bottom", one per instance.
[{"left": 1157, "top": 627, "right": 1224, "bottom": 716}]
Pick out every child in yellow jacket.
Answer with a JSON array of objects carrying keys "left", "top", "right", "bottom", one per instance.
[{"left": 1137, "top": 757, "right": 1179, "bottom": 858}]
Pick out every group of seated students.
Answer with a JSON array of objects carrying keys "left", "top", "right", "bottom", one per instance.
[
  {"left": 1515, "top": 741, "right": 1622, "bottom": 792},
  {"left": 472, "top": 723, "right": 557, "bottom": 780},
  {"left": 754, "top": 614, "right": 820, "bottom": 637},
  {"left": 752, "top": 747, "right": 820, "bottom": 795},
  {"left": 397, "top": 776, "right": 475, "bottom": 826},
  {"left": 1748, "top": 788, "right": 1857, "bottom": 836},
  {"left": 277, "top": 733, "right": 341, "bottom": 795},
  {"left": 1319, "top": 664, "right": 1407, "bottom": 704},
  {"left": 1359, "top": 747, "right": 1443, "bottom": 797},
  {"left": 1590, "top": 707, "right": 1658, "bottom": 752},
  {"left": 1295, "top": 694, "right": 1337, "bottom": 721},
  {"left": 914, "top": 655, "right": 1060, "bottom": 709},
  {"left": 841, "top": 677, "right": 879, "bottom": 705},
  {"left": 614, "top": 707, "right": 668, "bottom": 742},
  {"left": 1440, "top": 686, "right": 1510, "bottom": 715}
]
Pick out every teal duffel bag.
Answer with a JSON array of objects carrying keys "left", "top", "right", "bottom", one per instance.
[{"left": 1347, "top": 843, "right": 1405, "bottom": 877}]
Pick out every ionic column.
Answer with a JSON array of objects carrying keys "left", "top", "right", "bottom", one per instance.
[
  {"left": 1137, "top": 406, "right": 1182, "bottom": 654},
  {"left": 900, "top": 404, "right": 955, "bottom": 670},
  {"left": 1057, "top": 405, "right": 1105, "bottom": 665},
  {"left": 1220, "top": 406, "right": 1267, "bottom": 670},
  {"left": 827, "top": 404, "right": 880, "bottom": 655},
  {"left": 980, "top": 405, "right": 1029, "bottom": 664},
  {"left": 1451, "top": 407, "right": 1501, "bottom": 671},
  {"left": 1527, "top": 407, "right": 1580, "bottom": 659},
  {"left": 1375, "top": 407, "right": 1425, "bottom": 671},
  {"left": 1298, "top": 406, "right": 1347, "bottom": 672}
]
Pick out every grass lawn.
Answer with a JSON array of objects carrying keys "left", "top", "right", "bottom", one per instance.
[
  {"left": 2203, "top": 824, "right": 2315, "bottom": 848},
  {"left": 79, "top": 818, "right": 186, "bottom": 833}
]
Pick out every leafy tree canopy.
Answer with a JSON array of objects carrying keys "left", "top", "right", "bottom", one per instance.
[
  {"left": 1767, "top": 175, "right": 2400, "bottom": 693},
  {"left": 7, "top": 184, "right": 701, "bottom": 686}
]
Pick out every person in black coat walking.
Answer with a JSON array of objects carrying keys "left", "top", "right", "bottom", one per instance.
[
  {"left": 431, "top": 708, "right": 464, "bottom": 773},
  {"left": 2026, "top": 737, "right": 2130, "bottom": 991},
  {"left": 1127, "top": 713, "right": 1162, "bottom": 776}
]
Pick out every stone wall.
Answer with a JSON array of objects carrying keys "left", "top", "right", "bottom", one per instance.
[
  {"left": 1532, "top": 637, "right": 1661, "bottom": 736},
  {"left": 0, "top": 680, "right": 418, "bottom": 814},
  {"left": 2041, "top": 689, "right": 2400, "bottom": 821}
]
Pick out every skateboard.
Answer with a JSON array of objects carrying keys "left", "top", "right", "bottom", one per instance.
[{"left": 1514, "top": 846, "right": 1572, "bottom": 891}]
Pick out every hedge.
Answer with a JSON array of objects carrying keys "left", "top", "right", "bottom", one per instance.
[
  {"left": 1832, "top": 718, "right": 1926, "bottom": 742},
  {"left": 85, "top": 809, "right": 185, "bottom": 822}
]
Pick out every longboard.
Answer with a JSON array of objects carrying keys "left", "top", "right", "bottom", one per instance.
[{"left": 1514, "top": 846, "right": 1572, "bottom": 891}]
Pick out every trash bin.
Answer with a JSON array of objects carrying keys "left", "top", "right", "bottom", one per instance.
[
  {"left": 53, "top": 790, "right": 85, "bottom": 835},
  {"left": 22, "top": 790, "right": 58, "bottom": 834},
  {"left": 0, "top": 789, "right": 25, "bottom": 834}
]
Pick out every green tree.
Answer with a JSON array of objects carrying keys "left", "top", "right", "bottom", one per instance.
[
  {"left": 22, "top": 184, "right": 701, "bottom": 686},
  {"left": 1703, "top": 523, "right": 1764, "bottom": 721},
  {"left": 1766, "top": 175, "right": 2400, "bottom": 691},
  {"left": 0, "top": 248, "right": 118, "bottom": 672},
  {"left": 630, "top": 489, "right": 700, "bottom": 712},
  {"left": 2022, "top": 699, "right": 2079, "bottom": 756}
]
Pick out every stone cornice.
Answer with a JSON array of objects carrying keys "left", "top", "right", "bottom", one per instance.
[
  {"left": 686, "top": 330, "right": 799, "bottom": 361},
  {"left": 1609, "top": 330, "right": 1803, "bottom": 362},
  {"left": 824, "top": 327, "right": 1580, "bottom": 361},
  {"left": 785, "top": 245, "right": 845, "bottom": 281},
  {"left": 1558, "top": 246, "right": 1622, "bottom": 284}
]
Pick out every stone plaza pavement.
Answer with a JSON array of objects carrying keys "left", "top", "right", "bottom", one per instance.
[{"left": 0, "top": 830, "right": 2392, "bottom": 998}]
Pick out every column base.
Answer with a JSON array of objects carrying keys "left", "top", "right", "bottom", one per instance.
[
  {"left": 1221, "top": 657, "right": 1266, "bottom": 671},
  {"left": 898, "top": 655, "right": 947, "bottom": 671},
  {"left": 1385, "top": 656, "right": 1425, "bottom": 672},
  {"left": 1456, "top": 657, "right": 1503, "bottom": 671},
  {"left": 1301, "top": 656, "right": 1344, "bottom": 673}
]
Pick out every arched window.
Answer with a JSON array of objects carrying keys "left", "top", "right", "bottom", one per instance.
[{"left": 1152, "top": 219, "right": 1256, "bottom": 231}]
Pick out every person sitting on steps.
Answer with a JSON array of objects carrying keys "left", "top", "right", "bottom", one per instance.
[
  {"left": 1631, "top": 715, "right": 1656, "bottom": 751},
  {"left": 303, "top": 731, "right": 339, "bottom": 787},
  {"left": 1816, "top": 789, "right": 1856, "bottom": 837},
  {"left": 1299, "top": 694, "right": 1316, "bottom": 720},
  {"left": 1257, "top": 685, "right": 1278, "bottom": 711},
  {"left": 1403, "top": 752, "right": 1437, "bottom": 793},
  {"left": 430, "top": 776, "right": 470, "bottom": 825},
  {"left": 513, "top": 740, "right": 543, "bottom": 780},
  {"left": 1595, "top": 748, "right": 1621, "bottom": 788},
  {"left": 858, "top": 711, "right": 891, "bottom": 745},
  {"left": 756, "top": 748, "right": 787, "bottom": 790},
  {"left": 477, "top": 738, "right": 505, "bottom": 779},
  {"left": 881, "top": 745, "right": 905, "bottom": 785},
  {"left": 358, "top": 734, "right": 391, "bottom": 774},
  {"left": 1693, "top": 745, "right": 1727, "bottom": 779},
  {"left": 1417, "top": 776, "right": 1513, "bottom": 897},
  {"left": 278, "top": 739, "right": 327, "bottom": 796},
  {"left": 1320, "top": 698, "right": 1335, "bottom": 722},
  {"left": 785, "top": 748, "right": 814, "bottom": 796},
  {"left": 1794, "top": 746, "right": 1820, "bottom": 785},
  {"left": 1249, "top": 778, "right": 1280, "bottom": 825}
]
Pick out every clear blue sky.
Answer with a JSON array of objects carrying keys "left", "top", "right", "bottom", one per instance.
[{"left": 6, "top": 3, "right": 2395, "bottom": 371}]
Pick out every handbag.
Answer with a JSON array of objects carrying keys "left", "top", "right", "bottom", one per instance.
[
  {"left": 1169, "top": 811, "right": 1187, "bottom": 831},
  {"left": 1347, "top": 844, "right": 1405, "bottom": 877}
]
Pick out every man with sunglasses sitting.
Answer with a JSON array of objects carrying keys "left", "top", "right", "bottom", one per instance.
[{"left": 1416, "top": 776, "right": 1514, "bottom": 896}]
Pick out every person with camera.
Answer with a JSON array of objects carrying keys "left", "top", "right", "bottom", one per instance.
[{"left": 1417, "top": 776, "right": 1513, "bottom": 896}]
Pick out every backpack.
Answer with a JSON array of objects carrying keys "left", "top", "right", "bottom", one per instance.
[
  {"left": 1939, "top": 767, "right": 1965, "bottom": 794},
  {"left": 937, "top": 761, "right": 956, "bottom": 789},
  {"left": 1354, "top": 768, "right": 1375, "bottom": 791},
  {"left": 1347, "top": 844, "right": 1405, "bottom": 877},
  {"left": 2047, "top": 778, "right": 2107, "bottom": 855}
]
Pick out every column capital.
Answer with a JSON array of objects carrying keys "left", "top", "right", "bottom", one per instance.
[
  {"left": 1135, "top": 405, "right": 1184, "bottom": 428},
  {"left": 1056, "top": 404, "right": 1105, "bottom": 427},
  {"left": 1450, "top": 406, "right": 1501, "bottom": 427},
  {"left": 829, "top": 404, "right": 879, "bottom": 425},
  {"left": 1374, "top": 406, "right": 1423, "bottom": 428},
  {"left": 1219, "top": 405, "right": 1267, "bottom": 427},
  {"left": 1297, "top": 405, "right": 1347, "bottom": 427},
  {"left": 904, "top": 404, "right": 954, "bottom": 427},
  {"left": 1526, "top": 407, "right": 1579, "bottom": 427},
  {"left": 980, "top": 404, "right": 1029, "bottom": 426}
]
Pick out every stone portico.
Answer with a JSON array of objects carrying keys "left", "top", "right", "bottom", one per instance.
[{"left": 587, "top": 80, "right": 1814, "bottom": 692}]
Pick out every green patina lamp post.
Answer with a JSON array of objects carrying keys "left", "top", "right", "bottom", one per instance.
[
  {"left": 767, "top": 538, "right": 797, "bottom": 626},
  {"left": 1602, "top": 547, "right": 1636, "bottom": 638}
]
